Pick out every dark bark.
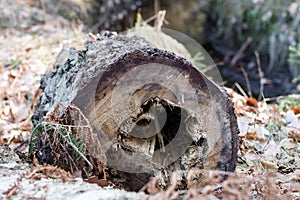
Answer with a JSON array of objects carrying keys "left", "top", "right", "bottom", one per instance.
[{"left": 30, "top": 32, "right": 239, "bottom": 191}]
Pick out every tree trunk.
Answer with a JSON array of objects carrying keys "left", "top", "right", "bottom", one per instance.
[{"left": 30, "top": 32, "right": 239, "bottom": 191}]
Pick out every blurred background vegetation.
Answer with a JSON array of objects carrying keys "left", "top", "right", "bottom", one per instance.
[
  {"left": 205, "top": 0, "right": 300, "bottom": 96},
  {"left": 1, "top": 0, "right": 300, "bottom": 97}
]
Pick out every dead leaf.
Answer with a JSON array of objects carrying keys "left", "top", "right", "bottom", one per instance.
[
  {"left": 245, "top": 131, "right": 259, "bottom": 140},
  {"left": 292, "top": 170, "right": 300, "bottom": 181},
  {"left": 246, "top": 97, "right": 258, "bottom": 108},
  {"left": 291, "top": 107, "right": 300, "bottom": 115},
  {"left": 280, "top": 139, "right": 298, "bottom": 149},
  {"left": 31, "top": 88, "right": 43, "bottom": 110},
  {"left": 288, "top": 130, "right": 300, "bottom": 142},
  {"left": 9, "top": 106, "right": 16, "bottom": 122},
  {"left": 260, "top": 160, "right": 277, "bottom": 170},
  {"left": 25, "top": 47, "right": 32, "bottom": 52},
  {"left": 286, "top": 110, "right": 300, "bottom": 129},
  {"left": 84, "top": 176, "right": 109, "bottom": 187}
]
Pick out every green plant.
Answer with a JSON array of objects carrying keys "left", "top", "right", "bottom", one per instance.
[
  {"left": 191, "top": 52, "right": 206, "bottom": 71},
  {"left": 288, "top": 43, "right": 300, "bottom": 82},
  {"left": 288, "top": 44, "right": 300, "bottom": 64},
  {"left": 277, "top": 94, "right": 300, "bottom": 111},
  {"left": 205, "top": 0, "right": 300, "bottom": 73},
  {"left": 29, "top": 121, "right": 86, "bottom": 162}
]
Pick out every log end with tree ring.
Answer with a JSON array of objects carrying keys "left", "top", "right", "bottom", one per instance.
[{"left": 31, "top": 33, "right": 239, "bottom": 191}]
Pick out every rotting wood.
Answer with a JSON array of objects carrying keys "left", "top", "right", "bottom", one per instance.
[{"left": 30, "top": 32, "right": 239, "bottom": 191}]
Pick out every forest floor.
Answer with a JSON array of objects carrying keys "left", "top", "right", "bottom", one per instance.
[{"left": 0, "top": 1, "right": 300, "bottom": 199}]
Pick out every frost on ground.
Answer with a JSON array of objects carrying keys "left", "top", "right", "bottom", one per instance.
[{"left": 0, "top": 145, "right": 146, "bottom": 200}]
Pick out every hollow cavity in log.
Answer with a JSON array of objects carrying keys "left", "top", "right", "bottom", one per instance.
[{"left": 31, "top": 32, "right": 239, "bottom": 191}]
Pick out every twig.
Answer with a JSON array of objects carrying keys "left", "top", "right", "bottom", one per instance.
[
  {"left": 230, "top": 37, "right": 252, "bottom": 66},
  {"left": 234, "top": 82, "right": 249, "bottom": 98},
  {"left": 55, "top": 125, "right": 93, "bottom": 169},
  {"left": 263, "top": 95, "right": 291, "bottom": 102},
  {"left": 40, "top": 0, "right": 48, "bottom": 24},
  {"left": 240, "top": 66, "right": 253, "bottom": 98},
  {"left": 57, "top": 136, "right": 82, "bottom": 172},
  {"left": 42, "top": 121, "right": 90, "bottom": 129},
  {"left": 287, "top": 126, "right": 300, "bottom": 131},
  {"left": 156, "top": 10, "right": 166, "bottom": 31},
  {"left": 143, "top": 14, "right": 157, "bottom": 24},
  {"left": 88, "top": 33, "right": 98, "bottom": 44},
  {"left": 69, "top": 104, "right": 93, "bottom": 128},
  {"left": 154, "top": 0, "right": 160, "bottom": 27},
  {"left": 202, "top": 62, "right": 224, "bottom": 73},
  {"left": 13, "top": 139, "right": 29, "bottom": 151},
  {"left": 255, "top": 51, "right": 265, "bottom": 101},
  {"left": 142, "top": 11, "right": 169, "bottom": 26}
]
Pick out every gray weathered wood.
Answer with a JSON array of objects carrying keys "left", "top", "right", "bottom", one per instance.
[{"left": 31, "top": 32, "right": 238, "bottom": 191}]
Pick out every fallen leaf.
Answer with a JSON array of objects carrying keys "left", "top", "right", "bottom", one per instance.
[
  {"left": 84, "top": 176, "right": 109, "bottom": 187},
  {"left": 286, "top": 110, "right": 300, "bottom": 129},
  {"left": 291, "top": 107, "right": 300, "bottom": 115},
  {"left": 246, "top": 97, "right": 258, "bottom": 108},
  {"left": 260, "top": 160, "right": 277, "bottom": 170},
  {"left": 245, "top": 131, "right": 259, "bottom": 140},
  {"left": 288, "top": 130, "right": 300, "bottom": 142},
  {"left": 280, "top": 139, "right": 298, "bottom": 149},
  {"left": 25, "top": 47, "right": 32, "bottom": 52}
]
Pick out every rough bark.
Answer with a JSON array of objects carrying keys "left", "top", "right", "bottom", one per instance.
[{"left": 30, "top": 32, "right": 239, "bottom": 191}]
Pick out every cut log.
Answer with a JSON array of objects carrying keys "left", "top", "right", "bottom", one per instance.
[{"left": 30, "top": 32, "right": 239, "bottom": 191}]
